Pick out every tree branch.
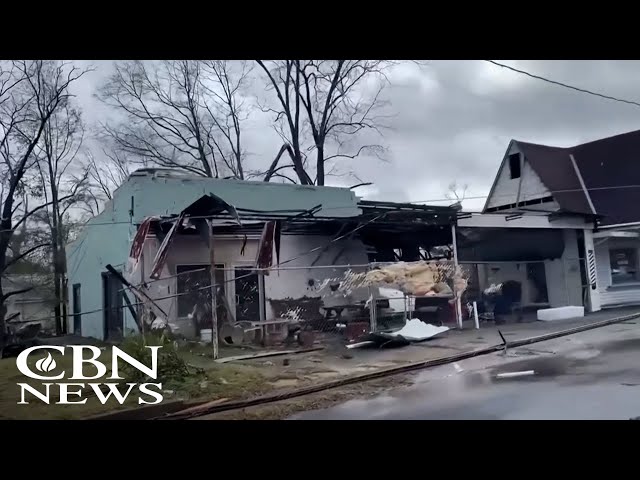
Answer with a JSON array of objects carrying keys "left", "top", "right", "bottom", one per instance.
[{"left": 4, "top": 242, "right": 51, "bottom": 271}]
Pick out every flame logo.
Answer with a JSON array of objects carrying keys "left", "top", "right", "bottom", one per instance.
[{"left": 34, "top": 352, "right": 57, "bottom": 373}]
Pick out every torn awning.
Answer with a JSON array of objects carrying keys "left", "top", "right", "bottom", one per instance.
[
  {"left": 255, "top": 221, "right": 281, "bottom": 273},
  {"left": 127, "top": 217, "right": 154, "bottom": 275},
  {"left": 150, "top": 212, "right": 185, "bottom": 279}
]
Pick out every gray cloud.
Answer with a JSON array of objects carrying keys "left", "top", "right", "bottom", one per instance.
[{"left": 69, "top": 60, "right": 640, "bottom": 212}]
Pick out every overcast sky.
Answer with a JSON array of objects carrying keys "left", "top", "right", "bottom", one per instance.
[{"left": 71, "top": 60, "right": 640, "bottom": 212}]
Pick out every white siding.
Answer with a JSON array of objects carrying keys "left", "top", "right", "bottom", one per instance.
[
  {"left": 486, "top": 143, "right": 552, "bottom": 210},
  {"left": 544, "top": 230, "right": 583, "bottom": 307},
  {"left": 596, "top": 238, "right": 640, "bottom": 307}
]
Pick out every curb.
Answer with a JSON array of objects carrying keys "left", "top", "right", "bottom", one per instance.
[{"left": 158, "top": 310, "right": 640, "bottom": 420}]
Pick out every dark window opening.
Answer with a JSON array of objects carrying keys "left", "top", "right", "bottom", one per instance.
[
  {"left": 234, "top": 268, "right": 264, "bottom": 322},
  {"left": 508, "top": 153, "right": 521, "bottom": 179},
  {"left": 72, "top": 283, "right": 81, "bottom": 335},
  {"left": 610, "top": 248, "right": 639, "bottom": 284},
  {"left": 176, "top": 264, "right": 225, "bottom": 319}
]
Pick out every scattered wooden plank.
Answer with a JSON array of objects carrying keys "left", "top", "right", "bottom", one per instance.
[
  {"left": 346, "top": 341, "right": 376, "bottom": 350},
  {"left": 87, "top": 400, "right": 186, "bottom": 421},
  {"left": 215, "top": 347, "right": 324, "bottom": 364},
  {"left": 170, "top": 398, "right": 229, "bottom": 417}
]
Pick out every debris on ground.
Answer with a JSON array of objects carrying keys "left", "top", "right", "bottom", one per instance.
[
  {"left": 215, "top": 347, "right": 323, "bottom": 364},
  {"left": 496, "top": 370, "right": 535, "bottom": 379},
  {"left": 347, "top": 319, "right": 449, "bottom": 349},
  {"left": 387, "top": 319, "right": 449, "bottom": 342}
]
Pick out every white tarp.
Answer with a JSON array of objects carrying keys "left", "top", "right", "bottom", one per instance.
[{"left": 387, "top": 318, "right": 449, "bottom": 342}]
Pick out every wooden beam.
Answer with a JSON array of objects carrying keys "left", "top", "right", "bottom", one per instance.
[{"left": 208, "top": 220, "right": 219, "bottom": 359}]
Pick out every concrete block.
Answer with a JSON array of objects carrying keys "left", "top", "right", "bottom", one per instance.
[{"left": 537, "top": 306, "right": 584, "bottom": 322}]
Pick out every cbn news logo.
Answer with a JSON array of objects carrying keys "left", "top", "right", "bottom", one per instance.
[{"left": 16, "top": 345, "right": 164, "bottom": 405}]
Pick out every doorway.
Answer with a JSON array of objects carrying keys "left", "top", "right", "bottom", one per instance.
[
  {"left": 526, "top": 262, "right": 549, "bottom": 304},
  {"left": 102, "top": 271, "right": 124, "bottom": 341},
  {"left": 72, "top": 283, "right": 82, "bottom": 335}
]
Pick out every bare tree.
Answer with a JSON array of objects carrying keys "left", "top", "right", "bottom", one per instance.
[
  {"left": 256, "top": 60, "right": 394, "bottom": 186},
  {"left": 200, "top": 61, "right": 252, "bottom": 180},
  {"left": 77, "top": 149, "right": 131, "bottom": 218},
  {"left": 255, "top": 61, "right": 313, "bottom": 185},
  {"left": 98, "top": 60, "right": 251, "bottom": 179},
  {"left": 0, "top": 60, "right": 88, "bottom": 345},
  {"left": 445, "top": 181, "right": 468, "bottom": 210},
  {"left": 33, "top": 102, "right": 89, "bottom": 334}
]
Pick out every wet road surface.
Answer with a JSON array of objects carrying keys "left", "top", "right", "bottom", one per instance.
[{"left": 289, "top": 323, "right": 640, "bottom": 420}]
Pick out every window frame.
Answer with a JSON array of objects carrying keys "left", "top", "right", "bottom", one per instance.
[
  {"left": 508, "top": 153, "right": 521, "bottom": 179},
  {"left": 609, "top": 247, "right": 640, "bottom": 285},
  {"left": 175, "top": 263, "right": 225, "bottom": 318}
]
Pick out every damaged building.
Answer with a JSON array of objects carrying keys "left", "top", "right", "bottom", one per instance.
[
  {"left": 65, "top": 169, "right": 459, "bottom": 343},
  {"left": 65, "top": 157, "right": 602, "bottom": 347}
]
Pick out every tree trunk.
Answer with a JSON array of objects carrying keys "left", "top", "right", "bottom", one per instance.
[
  {"left": 58, "top": 221, "right": 69, "bottom": 335},
  {"left": 60, "top": 256, "right": 69, "bottom": 335},
  {"left": 0, "top": 196, "right": 15, "bottom": 348},
  {"left": 0, "top": 281, "right": 6, "bottom": 349},
  {"left": 52, "top": 242, "right": 63, "bottom": 336},
  {"left": 316, "top": 143, "right": 325, "bottom": 186}
]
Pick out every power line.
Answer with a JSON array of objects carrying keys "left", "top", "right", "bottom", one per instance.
[
  {"left": 8, "top": 181, "right": 640, "bottom": 236},
  {"left": 485, "top": 60, "right": 640, "bottom": 108},
  {"left": 10, "top": 213, "right": 388, "bottom": 324}
]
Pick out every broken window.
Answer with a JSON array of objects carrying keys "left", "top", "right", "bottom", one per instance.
[
  {"left": 176, "top": 264, "right": 225, "bottom": 318},
  {"left": 508, "top": 153, "right": 521, "bottom": 179}
]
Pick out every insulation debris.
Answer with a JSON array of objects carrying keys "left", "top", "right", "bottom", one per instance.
[{"left": 363, "top": 261, "right": 468, "bottom": 297}]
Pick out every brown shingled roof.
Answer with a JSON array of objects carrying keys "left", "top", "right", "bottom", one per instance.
[{"left": 509, "top": 129, "right": 640, "bottom": 227}]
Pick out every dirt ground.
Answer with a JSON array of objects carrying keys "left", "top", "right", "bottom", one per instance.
[{"left": 195, "top": 373, "right": 417, "bottom": 420}]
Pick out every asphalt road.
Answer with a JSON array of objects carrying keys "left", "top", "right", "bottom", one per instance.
[{"left": 289, "top": 321, "right": 640, "bottom": 420}]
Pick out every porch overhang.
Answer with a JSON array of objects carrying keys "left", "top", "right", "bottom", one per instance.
[
  {"left": 593, "top": 230, "right": 640, "bottom": 239},
  {"left": 457, "top": 212, "right": 593, "bottom": 230}
]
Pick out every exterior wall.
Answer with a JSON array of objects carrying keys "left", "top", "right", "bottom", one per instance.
[
  {"left": 66, "top": 171, "right": 362, "bottom": 341},
  {"left": 544, "top": 229, "right": 583, "bottom": 307},
  {"left": 595, "top": 237, "right": 640, "bottom": 307},
  {"left": 458, "top": 213, "right": 591, "bottom": 230},
  {"left": 66, "top": 222, "right": 137, "bottom": 339},
  {"left": 485, "top": 143, "right": 552, "bottom": 210},
  {"left": 129, "top": 232, "right": 370, "bottom": 339},
  {"left": 583, "top": 228, "right": 601, "bottom": 311},
  {"left": 6, "top": 300, "right": 55, "bottom": 332}
]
